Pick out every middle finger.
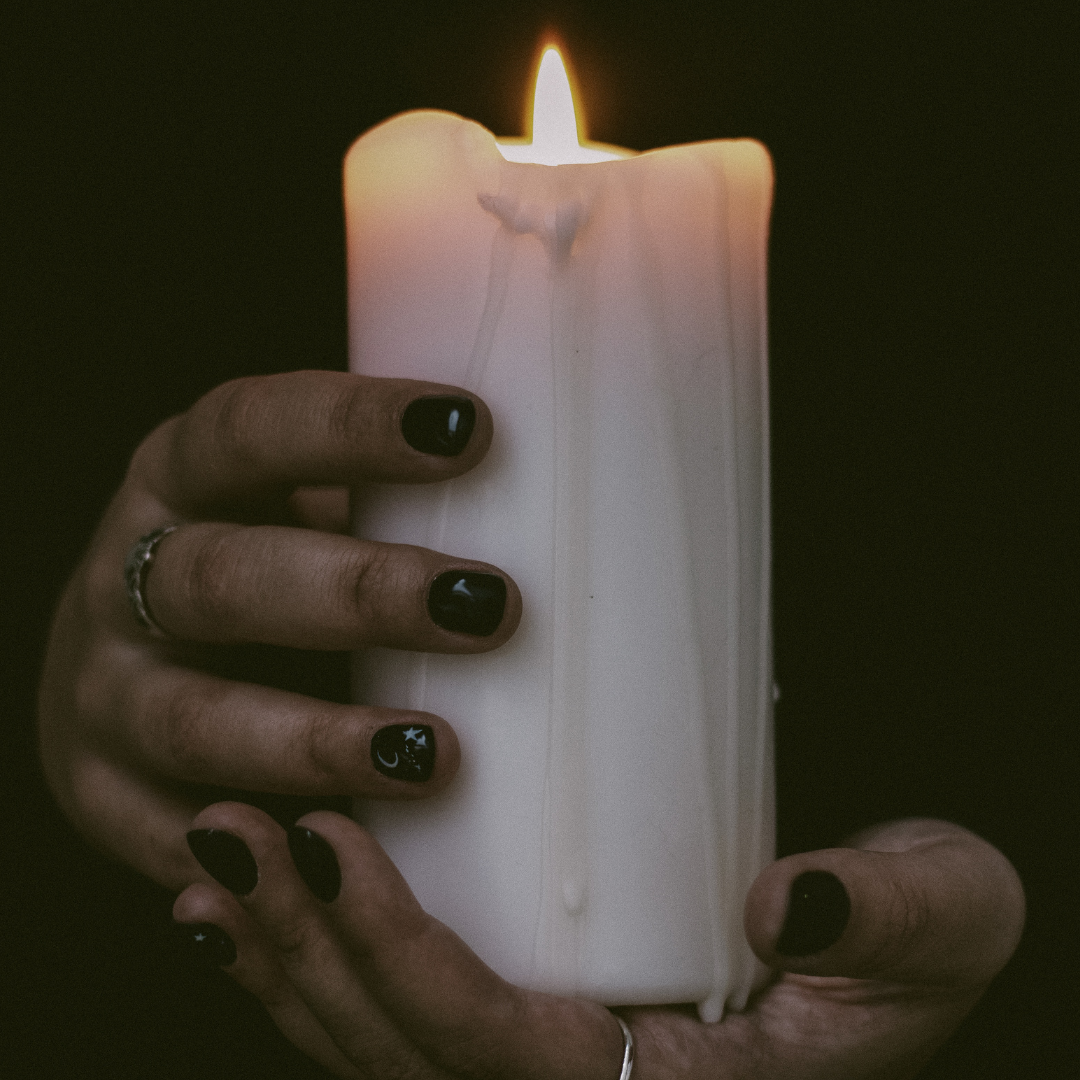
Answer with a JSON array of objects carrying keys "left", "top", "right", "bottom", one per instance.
[{"left": 143, "top": 522, "right": 521, "bottom": 651}]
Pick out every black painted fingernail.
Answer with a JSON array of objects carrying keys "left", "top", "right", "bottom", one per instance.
[
  {"left": 428, "top": 571, "right": 506, "bottom": 635},
  {"left": 177, "top": 922, "right": 237, "bottom": 968},
  {"left": 186, "top": 829, "right": 259, "bottom": 896},
  {"left": 287, "top": 827, "right": 342, "bottom": 903},
  {"left": 371, "top": 723, "right": 436, "bottom": 783},
  {"left": 401, "top": 396, "right": 476, "bottom": 456},
  {"left": 776, "top": 870, "right": 851, "bottom": 957}
]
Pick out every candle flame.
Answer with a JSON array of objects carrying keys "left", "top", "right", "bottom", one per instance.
[{"left": 497, "top": 46, "right": 624, "bottom": 165}]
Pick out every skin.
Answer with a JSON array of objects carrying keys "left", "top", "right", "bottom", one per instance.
[
  {"left": 38, "top": 370, "right": 520, "bottom": 889},
  {"left": 38, "top": 370, "right": 1025, "bottom": 1078}
]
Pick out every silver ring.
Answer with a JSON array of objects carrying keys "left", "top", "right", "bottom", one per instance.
[
  {"left": 123, "top": 524, "right": 179, "bottom": 635},
  {"left": 613, "top": 1014, "right": 634, "bottom": 1080}
]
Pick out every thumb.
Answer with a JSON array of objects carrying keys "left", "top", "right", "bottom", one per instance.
[{"left": 744, "top": 818, "right": 1025, "bottom": 986}]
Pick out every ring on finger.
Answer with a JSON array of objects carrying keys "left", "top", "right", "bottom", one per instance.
[
  {"left": 612, "top": 1014, "right": 634, "bottom": 1080},
  {"left": 123, "top": 523, "right": 180, "bottom": 635}
]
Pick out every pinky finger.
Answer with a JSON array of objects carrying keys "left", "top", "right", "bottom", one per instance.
[{"left": 174, "top": 883, "right": 362, "bottom": 1079}]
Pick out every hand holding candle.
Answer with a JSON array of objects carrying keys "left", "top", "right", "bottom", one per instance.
[
  {"left": 36, "top": 369, "right": 515, "bottom": 891},
  {"left": 175, "top": 808, "right": 1025, "bottom": 1080},
  {"left": 31, "top": 35, "right": 1028, "bottom": 1077}
]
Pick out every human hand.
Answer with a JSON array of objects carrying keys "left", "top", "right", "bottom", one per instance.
[
  {"left": 38, "top": 371, "right": 520, "bottom": 890},
  {"left": 174, "top": 810, "right": 1023, "bottom": 1079}
]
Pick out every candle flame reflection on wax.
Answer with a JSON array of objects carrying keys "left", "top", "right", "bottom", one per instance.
[{"left": 496, "top": 46, "right": 629, "bottom": 165}]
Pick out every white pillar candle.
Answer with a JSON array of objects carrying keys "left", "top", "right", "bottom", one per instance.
[{"left": 346, "top": 48, "right": 774, "bottom": 1022}]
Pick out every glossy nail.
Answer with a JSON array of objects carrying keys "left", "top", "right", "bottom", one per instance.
[
  {"left": 177, "top": 921, "right": 237, "bottom": 968},
  {"left": 187, "top": 829, "right": 259, "bottom": 896},
  {"left": 401, "top": 396, "right": 476, "bottom": 456},
  {"left": 775, "top": 870, "right": 851, "bottom": 956},
  {"left": 428, "top": 571, "right": 506, "bottom": 636},
  {"left": 287, "top": 827, "right": 342, "bottom": 903},
  {"left": 371, "top": 723, "right": 436, "bottom": 783}
]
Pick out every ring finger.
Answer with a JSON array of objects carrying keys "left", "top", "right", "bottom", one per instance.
[{"left": 140, "top": 522, "right": 521, "bottom": 651}]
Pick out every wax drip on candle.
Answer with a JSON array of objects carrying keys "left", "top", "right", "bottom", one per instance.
[
  {"left": 562, "top": 877, "right": 585, "bottom": 915},
  {"left": 478, "top": 192, "right": 586, "bottom": 262},
  {"left": 496, "top": 47, "right": 626, "bottom": 166}
]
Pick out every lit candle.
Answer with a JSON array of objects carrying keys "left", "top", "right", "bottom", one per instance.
[{"left": 346, "top": 45, "right": 773, "bottom": 1022}]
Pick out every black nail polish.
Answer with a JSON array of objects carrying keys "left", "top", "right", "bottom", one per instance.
[
  {"left": 401, "top": 396, "right": 476, "bottom": 456},
  {"left": 187, "top": 829, "right": 259, "bottom": 896},
  {"left": 428, "top": 571, "right": 506, "bottom": 636},
  {"left": 371, "top": 723, "right": 436, "bottom": 783},
  {"left": 775, "top": 870, "right": 851, "bottom": 957},
  {"left": 177, "top": 921, "right": 237, "bottom": 968},
  {"left": 287, "top": 827, "right": 342, "bottom": 903}
]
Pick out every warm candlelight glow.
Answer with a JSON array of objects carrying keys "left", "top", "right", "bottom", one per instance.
[
  {"left": 345, "top": 53, "right": 773, "bottom": 1019},
  {"left": 497, "top": 46, "right": 627, "bottom": 165}
]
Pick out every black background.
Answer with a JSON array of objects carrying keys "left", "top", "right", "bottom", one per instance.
[{"left": 2, "top": 1, "right": 1077, "bottom": 1076}]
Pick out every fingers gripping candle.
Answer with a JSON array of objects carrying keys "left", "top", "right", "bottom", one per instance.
[{"left": 347, "top": 47, "right": 774, "bottom": 1021}]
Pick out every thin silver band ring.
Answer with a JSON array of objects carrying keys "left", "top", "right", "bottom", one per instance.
[
  {"left": 123, "top": 524, "right": 179, "bottom": 635},
  {"left": 613, "top": 1014, "right": 634, "bottom": 1080}
]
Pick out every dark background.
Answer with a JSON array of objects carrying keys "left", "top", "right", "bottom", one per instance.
[{"left": 2, "top": 1, "right": 1077, "bottom": 1076}]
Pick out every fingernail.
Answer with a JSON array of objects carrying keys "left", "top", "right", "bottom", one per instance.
[
  {"left": 287, "top": 827, "right": 342, "bottom": 903},
  {"left": 428, "top": 571, "right": 506, "bottom": 636},
  {"left": 186, "top": 829, "right": 259, "bottom": 896},
  {"left": 401, "top": 396, "right": 476, "bottom": 456},
  {"left": 776, "top": 870, "right": 851, "bottom": 956},
  {"left": 176, "top": 921, "right": 237, "bottom": 968},
  {"left": 371, "top": 723, "right": 436, "bottom": 783}
]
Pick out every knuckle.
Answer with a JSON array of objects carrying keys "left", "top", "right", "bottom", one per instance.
[
  {"left": 869, "top": 871, "right": 933, "bottom": 973},
  {"left": 894, "top": 874, "right": 932, "bottom": 952},
  {"left": 126, "top": 418, "right": 176, "bottom": 489},
  {"left": 157, "top": 685, "right": 219, "bottom": 778},
  {"left": 182, "top": 530, "right": 244, "bottom": 633},
  {"left": 206, "top": 377, "right": 273, "bottom": 470},
  {"left": 297, "top": 709, "right": 350, "bottom": 788},
  {"left": 326, "top": 378, "right": 373, "bottom": 449},
  {"left": 269, "top": 910, "right": 326, "bottom": 961},
  {"left": 160, "top": 377, "right": 271, "bottom": 492},
  {"left": 342, "top": 545, "right": 398, "bottom": 635},
  {"left": 151, "top": 379, "right": 269, "bottom": 503}
]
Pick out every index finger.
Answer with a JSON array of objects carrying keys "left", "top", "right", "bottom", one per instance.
[{"left": 130, "top": 371, "right": 493, "bottom": 515}]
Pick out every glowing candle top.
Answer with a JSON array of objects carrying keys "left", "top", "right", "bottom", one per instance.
[{"left": 496, "top": 46, "right": 628, "bottom": 165}]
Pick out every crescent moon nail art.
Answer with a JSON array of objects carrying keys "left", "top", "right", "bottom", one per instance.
[{"left": 371, "top": 724, "right": 435, "bottom": 782}]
